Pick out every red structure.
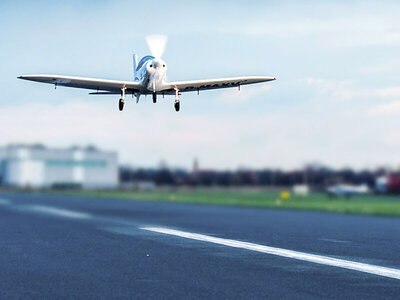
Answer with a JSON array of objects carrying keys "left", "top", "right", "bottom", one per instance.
[{"left": 387, "top": 175, "right": 400, "bottom": 194}]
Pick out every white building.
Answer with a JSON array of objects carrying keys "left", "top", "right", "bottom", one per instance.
[{"left": 0, "top": 144, "right": 118, "bottom": 189}]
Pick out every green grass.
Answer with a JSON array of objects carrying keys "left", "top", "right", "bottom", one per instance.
[{"left": 52, "top": 188, "right": 400, "bottom": 217}]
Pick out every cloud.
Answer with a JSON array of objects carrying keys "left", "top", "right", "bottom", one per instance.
[
  {"left": 373, "top": 87, "right": 400, "bottom": 98},
  {"left": 1, "top": 98, "right": 400, "bottom": 171},
  {"left": 0, "top": 101, "right": 239, "bottom": 168},
  {"left": 305, "top": 78, "right": 363, "bottom": 103},
  {"left": 306, "top": 77, "right": 400, "bottom": 104},
  {"left": 220, "top": 14, "right": 400, "bottom": 48},
  {"left": 3, "top": 1, "right": 400, "bottom": 171},
  {"left": 367, "top": 101, "right": 400, "bottom": 116},
  {"left": 361, "top": 59, "right": 400, "bottom": 74}
]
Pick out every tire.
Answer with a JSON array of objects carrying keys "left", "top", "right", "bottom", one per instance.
[
  {"left": 174, "top": 102, "right": 180, "bottom": 112},
  {"left": 119, "top": 99, "right": 124, "bottom": 111},
  {"left": 152, "top": 93, "right": 157, "bottom": 103}
]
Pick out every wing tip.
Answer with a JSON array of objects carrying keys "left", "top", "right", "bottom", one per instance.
[
  {"left": 17, "top": 75, "right": 35, "bottom": 80},
  {"left": 263, "top": 76, "right": 276, "bottom": 81}
]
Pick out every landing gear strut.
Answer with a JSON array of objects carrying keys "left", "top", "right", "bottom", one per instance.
[
  {"left": 152, "top": 93, "right": 157, "bottom": 103},
  {"left": 119, "top": 87, "right": 126, "bottom": 111},
  {"left": 174, "top": 87, "right": 180, "bottom": 112}
]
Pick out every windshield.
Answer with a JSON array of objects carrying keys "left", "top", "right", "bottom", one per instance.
[{"left": 136, "top": 55, "right": 154, "bottom": 70}]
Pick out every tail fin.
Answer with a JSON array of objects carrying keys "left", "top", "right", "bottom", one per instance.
[{"left": 133, "top": 54, "right": 139, "bottom": 81}]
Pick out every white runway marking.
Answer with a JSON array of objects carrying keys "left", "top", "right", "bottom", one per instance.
[
  {"left": 24, "top": 205, "right": 91, "bottom": 219},
  {"left": 319, "top": 238, "right": 350, "bottom": 244},
  {"left": 0, "top": 198, "right": 11, "bottom": 205},
  {"left": 142, "top": 226, "right": 400, "bottom": 280}
]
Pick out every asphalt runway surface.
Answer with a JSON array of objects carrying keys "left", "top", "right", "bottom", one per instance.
[{"left": 0, "top": 192, "right": 400, "bottom": 299}]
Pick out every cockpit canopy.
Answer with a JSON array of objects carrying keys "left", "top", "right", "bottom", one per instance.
[{"left": 136, "top": 55, "right": 154, "bottom": 71}]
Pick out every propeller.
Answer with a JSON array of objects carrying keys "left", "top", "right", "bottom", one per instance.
[{"left": 145, "top": 34, "right": 168, "bottom": 59}]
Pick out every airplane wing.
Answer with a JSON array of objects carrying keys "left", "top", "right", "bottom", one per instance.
[
  {"left": 17, "top": 74, "right": 141, "bottom": 94},
  {"left": 162, "top": 76, "right": 275, "bottom": 94}
]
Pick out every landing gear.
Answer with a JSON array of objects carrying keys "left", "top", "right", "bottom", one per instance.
[
  {"left": 174, "top": 101, "right": 180, "bottom": 112},
  {"left": 152, "top": 93, "right": 157, "bottom": 103},
  {"left": 119, "top": 86, "right": 126, "bottom": 111},
  {"left": 174, "top": 87, "right": 180, "bottom": 112},
  {"left": 119, "top": 98, "right": 124, "bottom": 111}
]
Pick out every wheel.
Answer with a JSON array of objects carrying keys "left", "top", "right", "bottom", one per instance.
[
  {"left": 174, "top": 102, "right": 180, "bottom": 112},
  {"left": 119, "top": 98, "right": 124, "bottom": 111},
  {"left": 152, "top": 93, "right": 157, "bottom": 103}
]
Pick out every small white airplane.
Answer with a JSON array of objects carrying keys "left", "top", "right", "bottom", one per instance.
[
  {"left": 326, "top": 184, "right": 370, "bottom": 197},
  {"left": 18, "top": 35, "right": 276, "bottom": 112}
]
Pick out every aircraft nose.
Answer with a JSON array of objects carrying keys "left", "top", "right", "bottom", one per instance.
[{"left": 153, "top": 60, "right": 161, "bottom": 68}]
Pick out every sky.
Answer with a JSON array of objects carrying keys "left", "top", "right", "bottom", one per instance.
[{"left": 1, "top": 0, "right": 400, "bottom": 170}]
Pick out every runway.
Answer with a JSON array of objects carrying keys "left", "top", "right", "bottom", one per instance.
[{"left": 0, "top": 192, "right": 399, "bottom": 299}]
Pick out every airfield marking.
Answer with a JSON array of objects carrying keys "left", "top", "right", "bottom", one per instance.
[
  {"left": 4, "top": 200, "right": 400, "bottom": 281},
  {"left": 0, "top": 198, "right": 11, "bottom": 205},
  {"left": 22, "top": 205, "right": 91, "bottom": 219},
  {"left": 141, "top": 226, "right": 400, "bottom": 280}
]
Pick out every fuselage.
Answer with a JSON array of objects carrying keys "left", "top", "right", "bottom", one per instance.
[{"left": 135, "top": 55, "right": 168, "bottom": 93}]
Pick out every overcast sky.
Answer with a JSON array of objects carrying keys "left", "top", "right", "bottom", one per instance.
[{"left": 1, "top": 1, "right": 400, "bottom": 170}]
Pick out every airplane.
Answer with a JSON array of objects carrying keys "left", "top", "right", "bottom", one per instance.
[
  {"left": 326, "top": 184, "right": 370, "bottom": 197},
  {"left": 18, "top": 35, "right": 276, "bottom": 112}
]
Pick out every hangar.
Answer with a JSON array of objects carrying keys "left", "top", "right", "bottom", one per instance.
[{"left": 0, "top": 144, "right": 118, "bottom": 189}]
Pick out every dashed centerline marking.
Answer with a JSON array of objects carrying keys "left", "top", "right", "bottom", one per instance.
[
  {"left": 23, "top": 205, "right": 91, "bottom": 219},
  {"left": 0, "top": 198, "right": 11, "bottom": 205},
  {"left": 141, "top": 226, "right": 400, "bottom": 280}
]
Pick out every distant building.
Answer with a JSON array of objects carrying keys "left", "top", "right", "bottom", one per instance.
[
  {"left": 375, "top": 176, "right": 388, "bottom": 193},
  {"left": 0, "top": 144, "right": 118, "bottom": 189},
  {"left": 292, "top": 184, "right": 310, "bottom": 196},
  {"left": 376, "top": 174, "right": 400, "bottom": 194}
]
